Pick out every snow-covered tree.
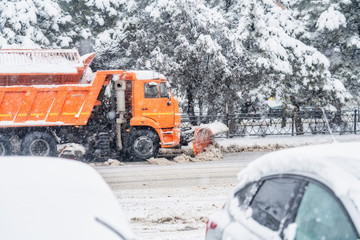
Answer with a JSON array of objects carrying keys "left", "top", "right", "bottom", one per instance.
[
  {"left": 223, "top": 0, "right": 350, "bottom": 113},
  {"left": 58, "top": 0, "right": 128, "bottom": 53},
  {"left": 95, "top": 0, "right": 230, "bottom": 118},
  {"left": 0, "top": 0, "right": 354, "bottom": 121},
  {"left": 0, "top": 0, "right": 71, "bottom": 48},
  {"left": 283, "top": 0, "right": 360, "bottom": 101},
  {"left": 0, "top": 0, "right": 128, "bottom": 52}
]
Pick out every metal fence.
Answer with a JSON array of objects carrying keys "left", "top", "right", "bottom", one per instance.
[{"left": 181, "top": 110, "right": 359, "bottom": 137}]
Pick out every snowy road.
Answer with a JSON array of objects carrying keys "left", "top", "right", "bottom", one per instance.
[{"left": 96, "top": 152, "right": 267, "bottom": 240}]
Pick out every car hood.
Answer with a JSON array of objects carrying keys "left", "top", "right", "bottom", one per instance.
[{"left": 0, "top": 157, "right": 137, "bottom": 240}]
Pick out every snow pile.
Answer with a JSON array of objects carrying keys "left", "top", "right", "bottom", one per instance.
[
  {"left": 125, "top": 70, "right": 166, "bottom": 80},
  {"left": 147, "top": 157, "right": 175, "bottom": 165},
  {"left": 173, "top": 154, "right": 194, "bottom": 163},
  {"left": 221, "top": 142, "right": 289, "bottom": 153},
  {"left": 200, "top": 121, "right": 229, "bottom": 135},
  {"left": 0, "top": 49, "right": 82, "bottom": 74},
  {"left": 192, "top": 145, "right": 223, "bottom": 162},
  {"left": 149, "top": 145, "right": 223, "bottom": 165},
  {"left": 216, "top": 134, "right": 360, "bottom": 153},
  {"left": 58, "top": 143, "right": 86, "bottom": 158},
  {"left": 89, "top": 159, "right": 124, "bottom": 167},
  {"left": 131, "top": 215, "right": 207, "bottom": 226},
  {"left": 80, "top": 68, "right": 97, "bottom": 84}
]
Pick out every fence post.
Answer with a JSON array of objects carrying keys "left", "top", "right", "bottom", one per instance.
[
  {"left": 226, "top": 114, "right": 229, "bottom": 138},
  {"left": 225, "top": 103, "right": 229, "bottom": 138},
  {"left": 291, "top": 115, "right": 295, "bottom": 136},
  {"left": 355, "top": 110, "right": 357, "bottom": 134}
]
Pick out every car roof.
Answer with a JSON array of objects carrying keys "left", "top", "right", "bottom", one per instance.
[
  {"left": 0, "top": 157, "right": 136, "bottom": 240},
  {"left": 237, "top": 142, "right": 360, "bottom": 211}
]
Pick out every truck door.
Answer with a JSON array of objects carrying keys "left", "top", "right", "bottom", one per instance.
[{"left": 141, "top": 81, "right": 175, "bottom": 128}]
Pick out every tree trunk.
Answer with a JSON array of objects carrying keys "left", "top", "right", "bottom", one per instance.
[
  {"left": 198, "top": 98, "right": 204, "bottom": 123},
  {"left": 294, "top": 107, "right": 304, "bottom": 135},
  {"left": 224, "top": 79, "right": 237, "bottom": 136},
  {"left": 289, "top": 96, "right": 303, "bottom": 135},
  {"left": 186, "top": 87, "right": 196, "bottom": 125}
]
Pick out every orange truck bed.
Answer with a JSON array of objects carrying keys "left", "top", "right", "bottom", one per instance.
[
  {"left": 0, "top": 71, "right": 118, "bottom": 127},
  {"left": 0, "top": 49, "right": 119, "bottom": 127}
]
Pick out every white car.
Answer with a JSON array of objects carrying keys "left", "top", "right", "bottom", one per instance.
[
  {"left": 206, "top": 143, "right": 360, "bottom": 240},
  {"left": 0, "top": 157, "right": 137, "bottom": 240}
]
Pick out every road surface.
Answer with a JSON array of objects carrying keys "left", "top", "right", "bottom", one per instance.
[{"left": 96, "top": 152, "right": 267, "bottom": 240}]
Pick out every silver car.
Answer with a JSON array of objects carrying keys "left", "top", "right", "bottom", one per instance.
[{"left": 206, "top": 142, "right": 360, "bottom": 240}]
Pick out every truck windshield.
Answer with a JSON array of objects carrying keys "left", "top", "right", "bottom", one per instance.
[{"left": 144, "top": 82, "right": 159, "bottom": 98}]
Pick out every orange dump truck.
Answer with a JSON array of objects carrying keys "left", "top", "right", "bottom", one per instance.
[{"left": 0, "top": 49, "right": 181, "bottom": 160}]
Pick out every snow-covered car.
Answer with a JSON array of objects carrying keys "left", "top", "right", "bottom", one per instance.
[
  {"left": 205, "top": 143, "right": 360, "bottom": 240},
  {"left": 0, "top": 157, "right": 137, "bottom": 240}
]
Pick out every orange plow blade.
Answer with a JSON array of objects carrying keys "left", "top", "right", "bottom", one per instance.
[
  {"left": 193, "top": 127, "right": 213, "bottom": 156},
  {"left": 192, "top": 122, "right": 229, "bottom": 156}
]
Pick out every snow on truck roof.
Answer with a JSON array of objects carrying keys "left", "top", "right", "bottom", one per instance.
[
  {"left": 126, "top": 70, "right": 166, "bottom": 80},
  {"left": 237, "top": 142, "right": 360, "bottom": 210},
  {"left": 0, "top": 49, "right": 85, "bottom": 74}
]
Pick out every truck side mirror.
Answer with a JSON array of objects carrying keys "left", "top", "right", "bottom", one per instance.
[
  {"left": 167, "top": 101, "right": 172, "bottom": 106},
  {"left": 167, "top": 92, "right": 171, "bottom": 100}
]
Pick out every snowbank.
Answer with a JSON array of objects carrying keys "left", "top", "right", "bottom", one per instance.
[
  {"left": 89, "top": 159, "right": 124, "bottom": 167},
  {"left": 200, "top": 121, "right": 229, "bottom": 135},
  {"left": 147, "top": 145, "right": 223, "bottom": 165},
  {"left": 58, "top": 143, "right": 86, "bottom": 158},
  {"left": 215, "top": 134, "right": 360, "bottom": 153},
  {"left": 147, "top": 157, "right": 176, "bottom": 165}
]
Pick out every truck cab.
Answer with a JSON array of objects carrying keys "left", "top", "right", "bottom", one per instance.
[{"left": 116, "top": 71, "right": 181, "bottom": 160}]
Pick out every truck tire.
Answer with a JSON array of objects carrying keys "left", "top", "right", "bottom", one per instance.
[
  {"left": 126, "top": 129, "right": 160, "bottom": 161},
  {"left": 21, "top": 131, "right": 57, "bottom": 157},
  {"left": 0, "top": 134, "right": 13, "bottom": 156}
]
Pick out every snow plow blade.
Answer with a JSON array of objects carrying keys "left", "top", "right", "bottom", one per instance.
[
  {"left": 192, "top": 122, "right": 229, "bottom": 156},
  {"left": 193, "top": 127, "right": 213, "bottom": 156}
]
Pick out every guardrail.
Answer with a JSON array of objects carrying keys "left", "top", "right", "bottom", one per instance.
[{"left": 181, "top": 110, "right": 358, "bottom": 137}]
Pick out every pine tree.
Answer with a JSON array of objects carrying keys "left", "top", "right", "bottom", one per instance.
[
  {"left": 58, "top": 0, "right": 127, "bottom": 54},
  {"left": 284, "top": 0, "right": 360, "bottom": 101},
  {"left": 223, "top": 0, "right": 350, "bottom": 112},
  {"left": 0, "top": 0, "right": 71, "bottom": 48}
]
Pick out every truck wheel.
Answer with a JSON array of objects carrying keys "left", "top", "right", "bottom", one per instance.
[
  {"left": 0, "top": 134, "right": 13, "bottom": 156},
  {"left": 127, "top": 129, "right": 160, "bottom": 161},
  {"left": 21, "top": 132, "right": 57, "bottom": 157}
]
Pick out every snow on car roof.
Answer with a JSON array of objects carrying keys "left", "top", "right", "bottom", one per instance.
[
  {"left": 127, "top": 70, "right": 166, "bottom": 80},
  {"left": 0, "top": 157, "right": 136, "bottom": 240},
  {"left": 237, "top": 142, "right": 360, "bottom": 211}
]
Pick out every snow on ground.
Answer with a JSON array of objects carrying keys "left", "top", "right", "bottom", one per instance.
[
  {"left": 91, "top": 134, "right": 360, "bottom": 166},
  {"left": 216, "top": 134, "right": 360, "bottom": 152},
  {"left": 89, "top": 159, "right": 124, "bottom": 167},
  {"left": 98, "top": 134, "right": 360, "bottom": 239},
  {"left": 148, "top": 145, "right": 223, "bottom": 165},
  {"left": 114, "top": 184, "right": 234, "bottom": 240}
]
